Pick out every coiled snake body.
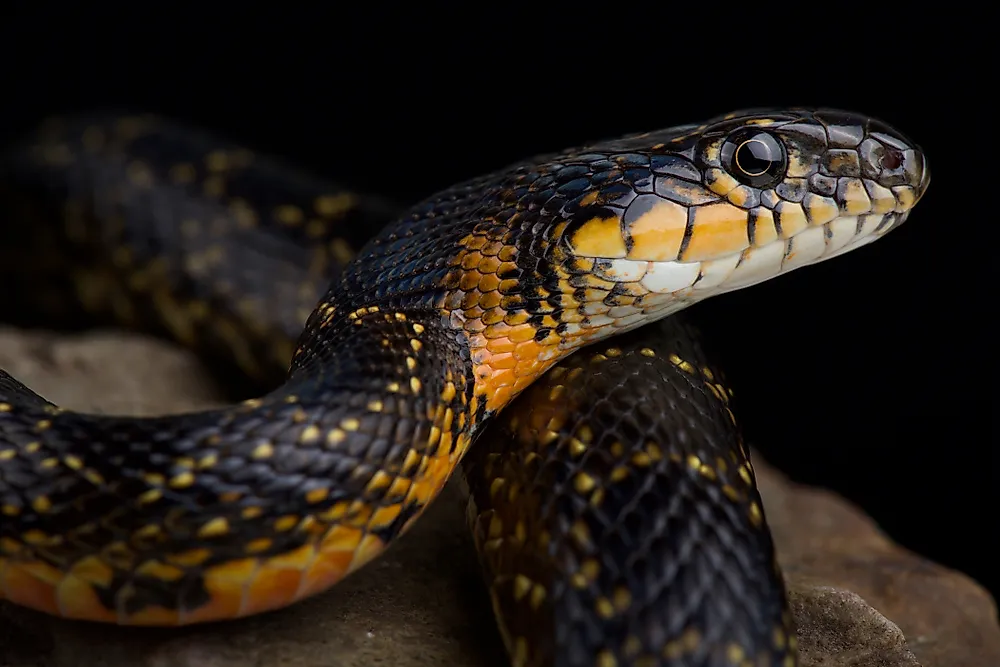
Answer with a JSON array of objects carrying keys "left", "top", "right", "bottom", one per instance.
[{"left": 0, "top": 109, "right": 928, "bottom": 666}]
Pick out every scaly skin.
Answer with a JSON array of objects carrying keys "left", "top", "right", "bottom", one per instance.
[{"left": 0, "top": 109, "right": 927, "bottom": 665}]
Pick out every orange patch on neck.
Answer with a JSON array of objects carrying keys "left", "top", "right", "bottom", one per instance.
[{"left": 468, "top": 323, "right": 582, "bottom": 413}]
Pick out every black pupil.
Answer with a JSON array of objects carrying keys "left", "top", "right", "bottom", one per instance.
[{"left": 736, "top": 138, "right": 775, "bottom": 176}]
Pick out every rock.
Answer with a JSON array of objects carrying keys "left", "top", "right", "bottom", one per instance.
[
  {"left": 1, "top": 327, "right": 997, "bottom": 667},
  {"left": 757, "top": 459, "right": 1000, "bottom": 667},
  {"left": 788, "top": 586, "right": 919, "bottom": 666}
]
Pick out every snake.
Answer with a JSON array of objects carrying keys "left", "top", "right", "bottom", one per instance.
[{"left": 0, "top": 108, "right": 928, "bottom": 666}]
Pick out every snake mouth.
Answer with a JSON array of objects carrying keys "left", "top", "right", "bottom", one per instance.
[
  {"left": 565, "top": 168, "right": 921, "bottom": 299},
  {"left": 712, "top": 210, "right": 904, "bottom": 291},
  {"left": 549, "top": 206, "right": 909, "bottom": 353},
  {"left": 578, "top": 208, "right": 905, "bottom": 306}
]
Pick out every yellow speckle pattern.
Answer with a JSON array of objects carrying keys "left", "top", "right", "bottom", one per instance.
[
  {"left": 464, "top": 322, "right": 795, "bottom": 665},
  {"left": 0, "top": 109, "right": 928, "bottom": 662}
]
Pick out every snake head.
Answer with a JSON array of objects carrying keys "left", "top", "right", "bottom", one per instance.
[
  {"left": 419, "top": 110, "right": 927, "bottom": 413},
  {"left": 548, "top": 108, "right": 929, "bottom": 325}
]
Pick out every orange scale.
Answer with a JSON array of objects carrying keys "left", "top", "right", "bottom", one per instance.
[
  {"left": 1, "top": 560, "right": 62, "bottom": 616},
  {"left": 181, "top": 558, "right": 257, "bottom": 623},
  {"left": 297, "top": 549, "right": 356, "bottom": 600},
  {"left": 241, "top": 559, "right": 310, "bottom": 616},
  {"left": 486, "top": 336, "right": 516, "bottom": 354},
  {"left": 55, "top": 575, "right": 118, "bottom": 622}
]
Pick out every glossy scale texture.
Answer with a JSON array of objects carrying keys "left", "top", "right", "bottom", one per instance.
[
  {"left": 466, "top": 318, "right": 792, "bottom": 666},
  {"left": 0, "top": 109, "right": 927, "bottom": 665}
]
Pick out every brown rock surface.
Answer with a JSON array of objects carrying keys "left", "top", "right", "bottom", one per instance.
[
  {"left": 759, "top": 456, "right": 1000, "bottom": 667},
  {"left": 1, "top": 327, "right": 997, "bottom": 667}
]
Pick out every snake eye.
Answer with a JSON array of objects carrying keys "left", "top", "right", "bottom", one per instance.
[{"left": 721, "top": 131, "right": 786, "bottom": 188}]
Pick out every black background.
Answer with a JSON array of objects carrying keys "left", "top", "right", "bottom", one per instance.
[{"left": 1, "top": 7, "right": 993, "bottom": 613}]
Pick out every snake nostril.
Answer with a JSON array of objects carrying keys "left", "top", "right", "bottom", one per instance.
[{"left": 879, "top": 147, "right": 903, "bottom": 171}]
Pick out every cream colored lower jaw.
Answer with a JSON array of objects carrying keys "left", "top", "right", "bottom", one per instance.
[
  {"left": 662, "top": 212, "right": 895, "bottom": 297},
  {"left": 566, "top": 212, "right": 898, "bottom": 349},
  {"left": 585, "top": 213, "right": 895, "bottom": 304}
]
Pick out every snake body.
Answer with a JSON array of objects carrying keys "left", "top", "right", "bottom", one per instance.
[
  {"left": 0, "top": 110, "right": 928, "bottom": 666},
  {"left": 464, "top": 318, "right": 792, "bottom": 666}
]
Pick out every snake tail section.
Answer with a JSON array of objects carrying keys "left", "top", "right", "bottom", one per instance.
[{"left": 0, "top": 113, "right": 400, "bottom": 388}]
